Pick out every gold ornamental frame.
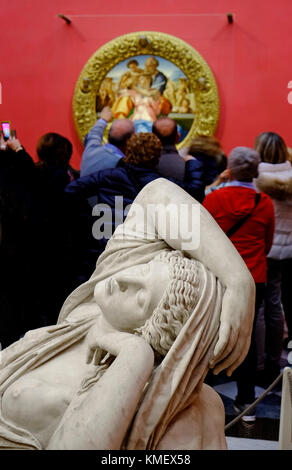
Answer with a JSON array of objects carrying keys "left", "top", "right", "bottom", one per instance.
[{"left": 73, "top": 31, "right": 220, "bottom": 149}]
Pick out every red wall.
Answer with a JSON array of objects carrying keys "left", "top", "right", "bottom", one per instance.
[{"left": 1, "top": 0, "right": 292, "bottom": 168}]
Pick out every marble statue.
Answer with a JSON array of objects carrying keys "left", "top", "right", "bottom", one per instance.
[{"left": 0, "top": 179, "right": 255, "bottom": 450}]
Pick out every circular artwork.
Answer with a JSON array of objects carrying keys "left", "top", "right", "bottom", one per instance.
[{"left": 73, "top": 31, "right": 220, "bottom": 149}]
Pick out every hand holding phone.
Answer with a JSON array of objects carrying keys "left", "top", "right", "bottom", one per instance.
[
  {"left": 6, "top": 138, "right": 22, "bottom": 152},
  {"left": 1, "top": 121, "right": 11, "bottom": 141},
  {"left": 0, "top": 131, "right": 7, "bottom": 150}
]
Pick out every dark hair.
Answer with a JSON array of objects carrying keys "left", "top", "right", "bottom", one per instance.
[
  {"left": 127, "top": 59, "right": 139, "bottom": 68},
  {"left": 124, "top": 133, "right": 162, "bottom": 167},
  {"left": 152, "top": 118, "right": 178, "bottom": 146},
  {"left": 37, "top": 133, "right": 72, "bottom": 168},
  {"left": 188, "top": 135, "right": 224, "bottom": 185},
  {"left": 254, "top": 132, "right": 288, "bottom": 164},
  {"left": 214, "top": 152, "right": 227, "bottom": 174}
]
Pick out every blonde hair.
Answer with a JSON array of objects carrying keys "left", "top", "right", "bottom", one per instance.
[
  {"left": 254, "top": 132, "right": 288, "bottom": 164},
  {"left": 135, "top": 251, "right": 201, "bottom": 356}
]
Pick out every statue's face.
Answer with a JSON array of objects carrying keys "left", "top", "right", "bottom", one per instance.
[{"left": 94, "top": 261, "right": 169, "bottom": 331}]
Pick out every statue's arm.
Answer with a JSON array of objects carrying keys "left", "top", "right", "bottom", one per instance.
[
  {"left": 126, "top": 178, "right": 255, "bottom": 377},
  {"left": 47, "top": 320, "right": 154, "bottom": 450}
]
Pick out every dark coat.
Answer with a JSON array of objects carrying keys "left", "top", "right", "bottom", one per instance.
[
  {"left": 32, "top": 163, "right": 80, "bottom": 325},
  {"left": 64, "top": 157, "right": 212, "bottom": 277},
  {"left": 0, "top": 148, "right": 38, "bottom": 347},
  {"left": 66, "top": 156, "right": 208, "bottom": 206}
]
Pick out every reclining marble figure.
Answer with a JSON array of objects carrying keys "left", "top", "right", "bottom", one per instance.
[{"left": 0, "top": 179, "right": 255, "bottom": 450}]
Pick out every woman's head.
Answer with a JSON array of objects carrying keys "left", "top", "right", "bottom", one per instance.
[
  {"left": 254, "top": 132, "right": 288, "bottom": 164},
  {"left": 124, "top": 132, "right": 162, "bottom": 167},
  {"left": 188, "top": 135, "right": 222, "bottom": 159},
  {"left": 188, "top": 135, "right": 226, "bottom": 184},
  {"left": 37, "top": 133, "right": 73, "bottom": 168},
  {"left": 94, "top": 251, "right": 200, "bottom": 356}
]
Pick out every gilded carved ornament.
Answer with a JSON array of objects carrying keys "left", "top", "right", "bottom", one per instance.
[{"left": 73, "top": 31, "right": 220, "bottom": 149}]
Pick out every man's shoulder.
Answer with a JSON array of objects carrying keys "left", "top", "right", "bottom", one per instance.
[
  {"left": 160, "top": 151, "right": 184, "bottom": 167},
  {"left": 80, "top": 149, "right": 121, "bottom": 176},
  {"left": 158, "top": 150, "right": 185, "bottom": 181},
  {"left": 161, "top": 146, "right": 183, "bottom": 161},
  {"left": 204, "top": 185, "right": 229, "bottom": 201},
  {"left": 258, "top": 191, "right": 275, "bottom": 208},
  {"left": 161, "top": 145, "right": 179, "bottom": 155},
  {"left": 85, "top": 145, "right": 116, "bottom": 157}
]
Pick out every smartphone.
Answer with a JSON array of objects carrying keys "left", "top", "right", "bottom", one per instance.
[{"left": 1, "top": 121, "right": 11, "bottom": 140}]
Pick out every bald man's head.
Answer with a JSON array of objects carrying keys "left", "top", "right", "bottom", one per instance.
[
  {"left": 152, "top": 117, "right": 178, "bottom": 146},
  {"left": 108, "top": 119, "right": 135, "bottom": 151}
]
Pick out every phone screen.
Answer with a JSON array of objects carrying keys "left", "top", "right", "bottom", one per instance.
[{"left": 1, "top": 122, "right": 10, "bottom": 140}]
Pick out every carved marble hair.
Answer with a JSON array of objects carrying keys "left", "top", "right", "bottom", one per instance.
[{"left": 135, "top": 250, "right": 200, "bottom": 355}]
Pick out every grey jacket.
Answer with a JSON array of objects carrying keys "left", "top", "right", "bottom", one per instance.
[{"left": 157, "top": 145, "right": 185, "bottom": 181}]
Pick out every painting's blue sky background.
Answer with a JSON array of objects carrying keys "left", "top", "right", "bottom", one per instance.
[{"left": 107, "top": 55, "right": 187, "bottom": 82}]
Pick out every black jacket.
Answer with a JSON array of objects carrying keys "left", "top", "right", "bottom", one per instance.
[{"left": 64, "top": 157, "right": 210, "bottom": 275}]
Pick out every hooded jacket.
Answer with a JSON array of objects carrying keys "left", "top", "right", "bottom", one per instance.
[
  {"left": 255, "top": 161, "right": 292, "bottom": 260},
  {"left": 203, "top": 184, "right": 275, "bottom": 283}
]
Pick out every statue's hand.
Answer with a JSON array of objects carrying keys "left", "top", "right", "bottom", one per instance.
[
  {"left": 86, "top": 316, "right": 153, "bottom": 366},
  {"left": 85, "top": 316, "right": 114, "bottom": 365},
  {"left": 209, "top": 280, "right": 255, "bottom": 377}
]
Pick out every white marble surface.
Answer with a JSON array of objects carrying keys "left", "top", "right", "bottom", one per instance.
[{"left": 227, "top": 436, "right": 278, "bottom": 450}]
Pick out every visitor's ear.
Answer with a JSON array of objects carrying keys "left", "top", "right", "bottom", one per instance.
[{"left": 227, "top": 169, "right": 233, "bottom": 181}]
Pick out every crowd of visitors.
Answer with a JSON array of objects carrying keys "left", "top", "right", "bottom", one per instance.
[{"left": 1, "top": 105, "right": 291, "bottom": 425}]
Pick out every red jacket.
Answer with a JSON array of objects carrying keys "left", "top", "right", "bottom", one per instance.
[{"left": 203, "top": 186, "right": 275, "bottom": 283}]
